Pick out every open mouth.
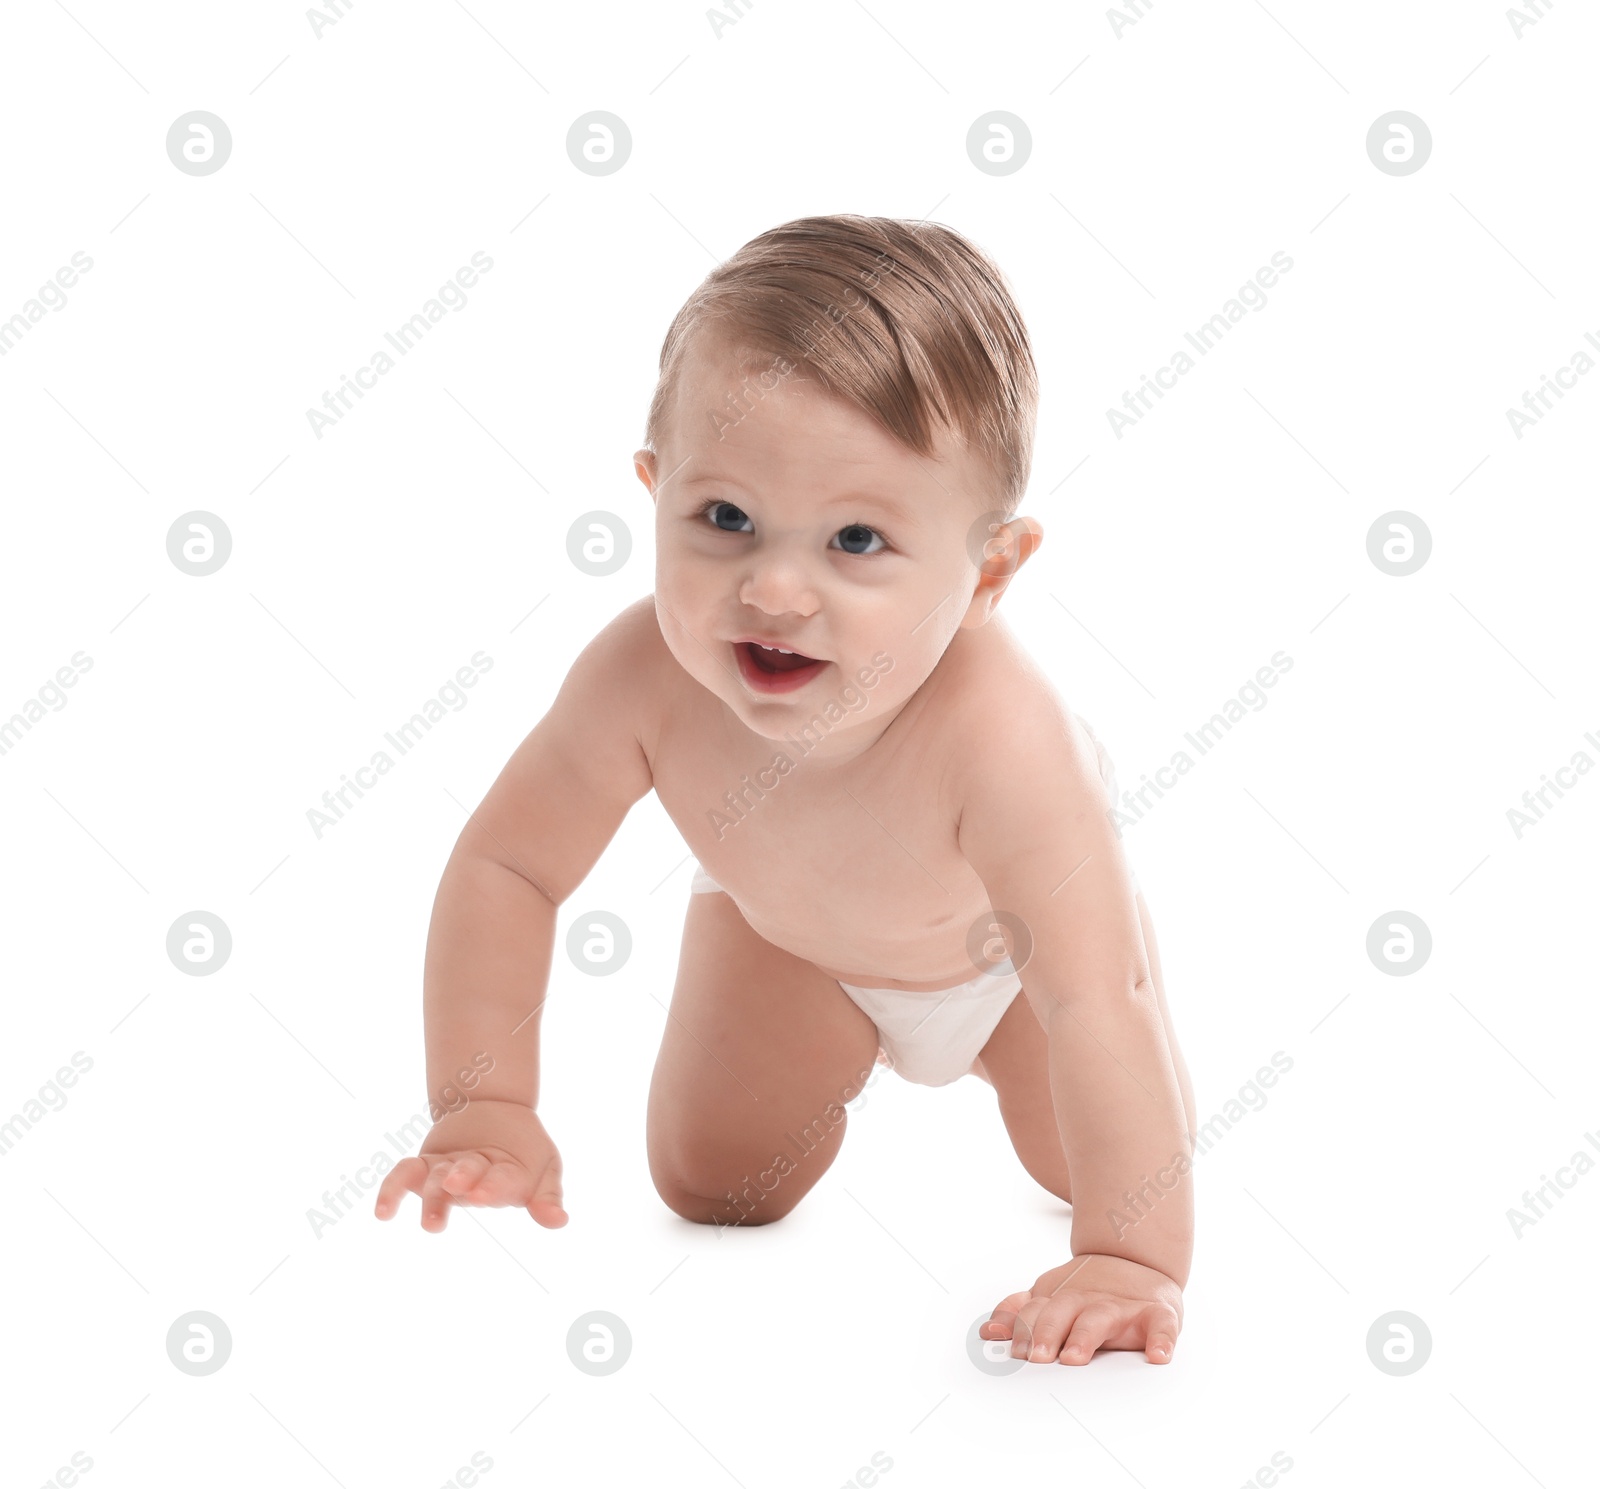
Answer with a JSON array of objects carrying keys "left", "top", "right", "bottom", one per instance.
[{"left": 734, "top": 641, "right": 828, "bottom": 693}]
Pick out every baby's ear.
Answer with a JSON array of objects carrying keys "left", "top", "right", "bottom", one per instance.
[
  {"left": 961, "top": 514, "right": 1044, "bottom": 628},
  {"left": 996, "top": 514, "right": 1044, "bottom": 571},
  {"left": 973, "top": 513, "right": 1043, "bottom": 576},
  {"left": 633, "top": 448, "right": 658, "bottom": 499}
]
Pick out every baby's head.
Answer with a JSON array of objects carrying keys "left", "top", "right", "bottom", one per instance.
[{"left": 635, "top": 213, "right": 1042, "bottom": 753}]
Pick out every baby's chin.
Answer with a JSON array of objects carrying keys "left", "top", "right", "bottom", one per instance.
[
  {"left": 720, "top": 664, "right": 920, "bottom": 752},
  {"left": 712, "top": 671, "right": 838, "bottom": 732},
  {"left": 726, "top": 700, "right": 887, "bottom": 757}
]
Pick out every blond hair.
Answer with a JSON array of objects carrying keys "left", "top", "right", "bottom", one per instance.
[{"left": 643, "top": 214, "right": 1038, "bottom": 512}]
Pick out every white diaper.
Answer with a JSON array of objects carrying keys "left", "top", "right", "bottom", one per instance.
[
  {"left": 688, "top": 862, "right": 732, "bottom": 896},
  {"left": 690, "top": 866, "right": 1021, "bottom": 1086},
  {"left": 835, "top": 961, "right": 1024, "bottom": 1086},
  {"left": 686, "top": 720, "right": 1140, "bottom": 1087}
]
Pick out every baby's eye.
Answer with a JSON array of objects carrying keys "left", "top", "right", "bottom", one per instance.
[
  {"left": 696, "top": 500, "right": 885, "bottom": 554},
  {"left": 701, "top": 501, "right": 753, "bottom": 533},
  {"left": 832, "top": 523, "right": 886, "bottom": 556}
]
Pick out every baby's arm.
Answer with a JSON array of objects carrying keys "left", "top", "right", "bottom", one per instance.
[
  {"left": 957, "top": 705, "right": 1193, "bottom": 1362},
  {"left": 376, "top": 599, "right": 657, "bottom": 1230}
]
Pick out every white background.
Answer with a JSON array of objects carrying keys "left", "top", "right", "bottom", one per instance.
[{"left": 3, "top": 1, "right": 1597, "bottom": 1485}]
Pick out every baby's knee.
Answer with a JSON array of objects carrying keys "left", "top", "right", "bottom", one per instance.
[
  {"left": 649, "top": 1161, "right": 805, "bottom": 1226},
  {"left": 653, "top": 1177, "right": 794, "bottom": 1227}
]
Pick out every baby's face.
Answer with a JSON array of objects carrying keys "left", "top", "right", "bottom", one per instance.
[{"left": 637, "top": 331, "right": 1033, "bottom": 757}]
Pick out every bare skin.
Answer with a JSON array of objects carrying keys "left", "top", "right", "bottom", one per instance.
[{"left": 376, "top": 325, "right": 1198, "bottom": 1366}]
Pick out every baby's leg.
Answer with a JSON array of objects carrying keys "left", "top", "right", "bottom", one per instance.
[
  {"left": 972, "top": 992, "right": 1074, "bottom": 1203},
  {"left": 646, "top": 887, "right": 880, "bottom": 1226}
]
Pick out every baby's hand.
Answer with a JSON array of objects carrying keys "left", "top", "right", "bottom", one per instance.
[
  {"left": 374, "top": 1098, "right": 568, "bottom": 1231},
  {"left": 980, "top": 1254, "right": 1183, "bottom": 1365}
]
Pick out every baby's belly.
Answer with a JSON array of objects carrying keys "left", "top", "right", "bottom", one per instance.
[
  {"left": 732, "top": 887, "right": 997, "bottom": 993},
  {"left": 812, "top": 951, "right": 993, "bottom": 993}
]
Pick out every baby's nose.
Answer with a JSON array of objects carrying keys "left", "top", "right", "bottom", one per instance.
[{"left": 738, "top": 552, "right": 820, "bottom": 617}]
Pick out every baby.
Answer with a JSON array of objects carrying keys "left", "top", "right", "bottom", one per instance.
[{"left": 375, "top": 214, "right": 1197, "bottom": 1367}]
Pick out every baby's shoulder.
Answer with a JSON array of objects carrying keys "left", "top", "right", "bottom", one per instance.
[
  {"left": 552, "top": 595, "right": 676, "bottom": 731},
  {"left": 599, "top": 593, "right": 671, "bottom": 668},
  {"left": 936, "top": 625, "right": 1106, "bottom": 800}
]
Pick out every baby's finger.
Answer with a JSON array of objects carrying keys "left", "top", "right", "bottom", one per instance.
[
  {"left": 1059, "top": 1303, "right": 1121, "bottom": 1365},
  {"left": 526, "top": 1160, "right": 568, "bottom": 1228},
  {"left": 1011, "top": 1294, "right": 1074, "bottom": 1361},
  {"left": 1019, "top": 1295, "right": 1089, "bottom": 1362},
  {"left": 980, "top": 1291, "right": 1034, "bottom": 1340},
  {"left": 1139, "top": 1302, "right": 1181, "bottom": 1363},
  {"left": 419, "top": 1157, "right": 459, "bottom": 1231},
  {"left": 441, "top": 1152, "right": 492, "bottom": 1196},
  {"left": 462, "top": 1159, "right": 533, "bottom": 1205},
  {"left": 374, "top": 1156, "right": 429, "bottom": 1220}
]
